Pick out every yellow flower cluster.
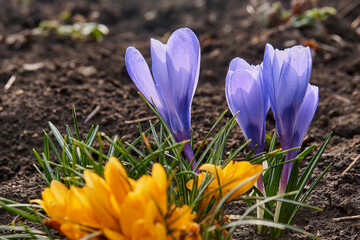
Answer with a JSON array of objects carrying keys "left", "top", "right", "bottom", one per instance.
[
  {"left": 32, "top": 157, "right": 201, "bottom": 240},
  {"left": 187, "top": 161, "right": 262, "bottom": 208}
]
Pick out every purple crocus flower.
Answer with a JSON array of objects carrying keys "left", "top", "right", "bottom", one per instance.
[
  {"left": 225, "top": 57, "right": 270, "bottom": 194},
  {"left": 263, "top": 43, "right": 319, "bottom": 192},
  {"left": 125, "top": 28, "right": 200, "bottom": 170},
  {"left": 225, "top": 58, "right": 269, "bottom": 154}
]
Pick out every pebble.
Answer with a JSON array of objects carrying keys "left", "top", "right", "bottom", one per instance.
[
  {"left": 23, "top": 62, "right": 45, "bottom": 71},
  {"left": 77, "top": 66, "right": 97, "bottom": 77}
]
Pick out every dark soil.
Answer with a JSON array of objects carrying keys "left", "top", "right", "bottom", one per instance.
[{"left": 0, "top": 0, "right": 360, "bottom": 239}]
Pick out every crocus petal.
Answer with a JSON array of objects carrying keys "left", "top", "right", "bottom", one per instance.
[
  {"left": 104, "top": 228, "right": 126, "bottom": 240},
  {"left": 292, "top": 84, "right": 319, "bottom": 148},
  {"left": 119, "top": 192, "right": 146, "bottom": 238},
  {"left": 150, "top": 39, "right": 170, "bottom": 123},
  {"left": 125, "top": 47, "right": 164, "bottom": 114},
  {"left": 226, "top": 67, "right": 268, "bottom": 152},
  {"left": 48, "top": 181, "right": 68, "bottom": 205},
  {"left": 104, "top": 156, "right": 132, "bottom": 205},
  {"left": 151, "top": 163, "right": 168, "bottom": 214},
  {"left": 229, "top": 57, "right": 254, "bottom": 72},
  {"left": 263, "top": 44, "right": 277, "bottom": 103},
  {"left": 84, "top": 170, "right": 120, "bottom": 231},
  {"left": 163, "top": 28, "right": 200, "bottom": 141},
  {"left": 152, "top": 163, "right": 167, "bottom": 193},
  {"left": 199, "top": 163, "right": 221, "bottom": 174}
]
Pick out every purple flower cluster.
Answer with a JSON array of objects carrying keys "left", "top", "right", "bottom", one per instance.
[
  {"left": 125, "top": 28, "right": 318, "bottom": 185},
  {"left": 226, "top": 43, "right": 318, "bottom": 192}
]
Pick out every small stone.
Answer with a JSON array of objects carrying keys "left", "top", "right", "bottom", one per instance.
[
  {"left": 14, "top": 89, "right": 24, "bottom": 95},
  {"left": 283, "top": 39, "right": 297, "bottom": 48},
  {"left": 144, "top": 10, "right": 157, "bottom": 21},
  {"left": 32, "top": 133, "right": 39, "bottom": 138},
  {"left": 23, "top": 62, "right": 45, "bottom": 71},
  {"left": 5, "top": 31, "right": 30, "bottom": 49},
  {"left": 208, "top": 49, "right": 220, "bottom": 58},
  {"left": 77, "top": 66, "right": 97, "bottom": 77}
]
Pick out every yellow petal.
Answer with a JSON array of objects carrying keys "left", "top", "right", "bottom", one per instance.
[
  {"left": 49, "top": 181, "right": 68, "bottom": 205},
  {"left": 222, "top": 161, "right": 262, "bottom": 201},
  {"left": 104, "top": 157, "right": 132, "bottom": 205},
  {"left": 84, "top": 170, "right": 110, "bottom": 192},
  {"left": 154, "top": 222, "right": 167, "bottom": 240},
  {"left": 66, "top": 187, "right": 101, "bottom": 229},
  {"left": 199, "top": 164, "right": 218, "bottom": 174},
  {"left": 152, "top": 163, "right": 167, "bottom": 192},
  {"left": 40, "top": 181, "right": 69, "bottom": 219},
  {"left": 104, "top": 228, "right": 126, "bottom": 240},
  {"left": 132, "top": 219, "right": 160, "bottom": 240},
  {"left": 186, "top": 179, "right": 195, "bottom": 190},
  {"left": 166, "top": 205, "right": 201, "bottom": 240},
  {"left": 144, "top": 200, "right": 157, "bottom": 224},
  {"left": 119, "top": 192, "right": 146, "bottom": 238},
  {"left": 30, "top": 199, "right": 43, "bottom": 206},
  {"left": 199, "top": 164, "right": 223, "bottom": 183},
  {"left": 59, "top": 222, "right": 102, "bottom": 240},
  {"left": 84, "top": 170, "right": 119, "bottom": 231}
]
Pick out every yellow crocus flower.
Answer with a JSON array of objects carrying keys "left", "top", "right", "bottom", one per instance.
[
  {"left": 187, "top": 161, "right": 262, "bottom": 207},
  {"left": 33, "top": 157, "right": 201, "bottom": 240}
]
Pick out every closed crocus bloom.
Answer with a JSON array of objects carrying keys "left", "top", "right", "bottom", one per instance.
[
  {"left": 226, "top": 57, "right": 269, "bottom": 154},
  {"left": 201, "top": 161, "right": 262, "bottom": 201},
  {"left": 263, "top": 44, "right": 318, "bottom": 190},
  {"left": 226, "top": 59, "right": 269, "bottom": 196},
  {"left": 125, "top": 28, "right": 200, "bottom": 169},
  {"left": 263, "top": 43, "right": 312, "bottom": 151}
]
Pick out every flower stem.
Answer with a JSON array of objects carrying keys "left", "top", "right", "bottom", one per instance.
[{"left": 183, "top": 142, "right": 199, "bottom": 173}]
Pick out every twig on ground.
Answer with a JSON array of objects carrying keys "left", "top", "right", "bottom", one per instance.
[
  {"left": 338, "top": 0, "right": 360, "bottom": 18},
  {"left": 333, "top": 215, "right": 360, "bottom": 222},
  {"left": 4, "top": 76, "right": 16, "bottom": 91},
  {"left": 228, "top": 215, "right": 241, "bottom": 220},
  {"left": 333, "top": 94, "right": 351, "bottom": 104},
  {"left": 351, "top": 15, "right": 360, "bottom": 29},
  {"left": 340, "top": 155, "right": 360, "bottom": 177},
  {"left": 84, "top": 105, "right": 101, "bottom": 123},
  {"left": 124, "top": 115, "right": 157, "bottom": 124}
]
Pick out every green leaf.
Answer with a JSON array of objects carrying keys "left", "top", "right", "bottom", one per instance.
[
  {"left": 0, "top": 201, "right": 39, "bottom": 223},
  {"left": 72, "top": 105, "right": 81, "bottom": 141}
]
